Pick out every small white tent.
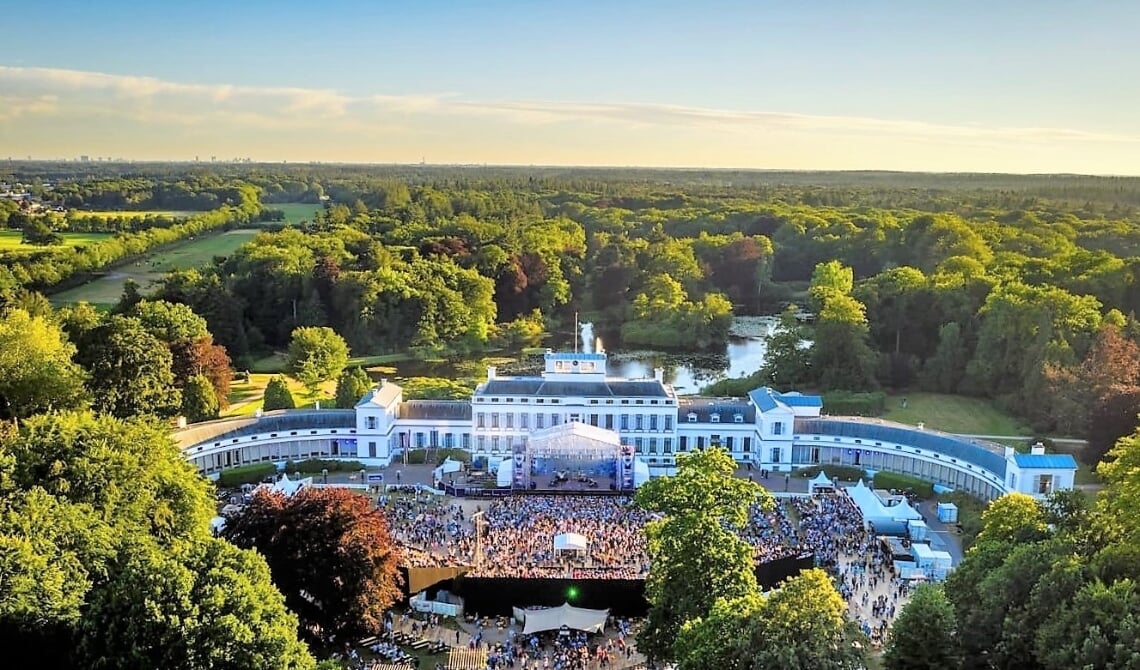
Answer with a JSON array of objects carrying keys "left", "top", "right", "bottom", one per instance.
[
  {"left": 513, "top": 604, "right": 609, "bottom": 634},
  {"left": 554, "top": 532, "right": 589, "bottom": 554},
  {"left": 809, "top": 470, "right": 835, "bottom": 494}
]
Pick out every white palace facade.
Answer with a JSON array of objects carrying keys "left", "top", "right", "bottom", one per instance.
[{"left": 177, "top": 350, "right": 1077, "bottom": 502}]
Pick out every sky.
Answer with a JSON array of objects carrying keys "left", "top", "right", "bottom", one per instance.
[{"left": 1, "top": 0, "right": 1138, "bottom": 173}]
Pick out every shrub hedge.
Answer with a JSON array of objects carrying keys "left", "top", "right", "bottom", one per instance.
[
  {"left": 795, "top": 464, "right": 867, "bottom": 482},
  {"left": 821, "top": 391, "right": 887, "bottom": 416},
  {"left": 872, "top": 471, "right": 935, "bottom": 499},
  {"left": 217, "top": 463, "right": 278, "bottom": 488},
  {"left": 283, "top": 458, "right": 365, "bottom": 474}
]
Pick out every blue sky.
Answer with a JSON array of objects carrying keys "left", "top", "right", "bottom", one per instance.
[{"left": 1, "top": 0, "right": 1137, "bottom": 172}]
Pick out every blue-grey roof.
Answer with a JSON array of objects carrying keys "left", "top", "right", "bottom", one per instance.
[
  {"left": 777, "top": 392, "right": 823, "bottom": 407},
  {"left": 401, "top": 400, "right": 472, "bottom": 420},
  {"left": 678, "top": 398, "right": 755, "bottom": 423},
  {"left": 478, "top": 378, "right": 668, "bottom": 398},
  {"left": 748, "top": 388, "right": 784, "bottom": 412},
  {"left": 546, "top": 352, "right": 607, "bottom": 361},
  {"left": 1013, "top": 453, "right": 1078, "bottom": 470},
  {"left": 175, "top": 410, "right": 357, "bottom": 450},
  {"left": 794, "top": 418, "right": 1008, "bottom": 479}
]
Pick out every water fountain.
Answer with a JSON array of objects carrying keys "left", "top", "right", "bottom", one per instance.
[{"left": 580, "top": 322, "right": 595, "bottom": 354}]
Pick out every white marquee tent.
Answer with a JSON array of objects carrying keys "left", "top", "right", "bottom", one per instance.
[
  {"left": 512, "top": 603, "right": 609, "bottom": 634},
  {"left": 553, "top": 532, "right": 588, "bottom": 554},
  {"left": 808, "top": 470, "right": 835, "bottom": 494}
]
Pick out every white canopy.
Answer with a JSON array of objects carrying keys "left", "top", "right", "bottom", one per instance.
[
  {"left": 513, "top": 603, "right": 609, "bottom": 634},
  {"left": 809, "top": 470, "right": 834, "bottom": 493},
  {"left": 554, "top": 532, "right": 588, "bottom": 553}
]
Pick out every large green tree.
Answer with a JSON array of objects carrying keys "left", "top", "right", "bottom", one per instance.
[
  {"left": 883, "top": 584, "right": 959, "bottom": 670},
  {"left": 263, "top": 376, "right": 296, "bottom": 411},
  {"left": 334, "top": 366, "right": 372, "bottom": 408},
  {"left": 0, "top": 308, "right": 88, "bottom": 419},
  {"left": 75, "top": 316, "right": 181, "bottom": 419},
  {"left": 676, "top": 569, "right": 865, "bottom": 670},
  {"left": 79, "top": 538, "right": 315, "bottom": 670},
  {"left": 635, "top": 448, "right": 769, "bottom": 662},
  {"left": 287, "top": 326, "right": 350, "bottom": 392}
]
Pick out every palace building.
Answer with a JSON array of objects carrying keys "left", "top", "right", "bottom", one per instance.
[{"left": 178, "top": 350, "right": 1076, "bottom": 502}]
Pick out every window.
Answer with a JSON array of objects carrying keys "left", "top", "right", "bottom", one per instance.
[
  {"left": 491, "top": 413, "right": 499, "bottom": 429},
  {"left": 506, "top": 398, "right": 514, "bottom": 403},
  {"left": 416, "top": 432, "right": 425, "bottom": 447},
  {"left": 462, "top": 434, "right": 471, "bottom": 449},
  {"left": 1037, "top": 474, "right": 1053, "bottom": 494},
  {"left": 366, "top": 416, "right": 378, "bottom": 430},
  {"left": 697, "top": 436, "right": 706, "bottom": 449},
  {"left": 649, "top": 438, "right": 658, "bottom": 454},
  {"left": 734, "top": 413, "right": 744, "bottom": 423},
  {"left": 590, "top": 414, "right": 599, "bottom": 427},
  {"left": 679, "top": 436, "right": 688, "bottom": 451},
  {"left": 590, "top": 399, "right": 599, "bottom": 405},
  {"left": 477, "top": 436, "right": 486, "bottom": 451},
  {"left": 605, "top": 415, "right": 614, "bottom": 430},
  {"left": 742, "top": 437, "right": 751, "bottom": 453},
  {"left": 505, "top": 413, "right": 514, "bottom": 429},
  {"left": 620, "top": 414, "right": 629, "bottom": 430},
  {"left": 491, "top": 436, "right": 500, "bottom": 452},
  {"left": 368, "top": 441, "right": 376, "bottom": 458},
  {"left": 635, "top": 438, "right": 644, "bottom": 452},
  {"left": 725, "top": 436, "right": 734, "bottom": 450},
  {"left": 664, "top": 416, "right": 673, "bottom": 431},
  {"left": 664, "top": 438, "right": 673, "bottom": 454},
  {"left": 771, "top": 447, "right": 781, "bottom": 462},
  {"left": 650, "top": 415, "right": 658, "bottom": 431},
  {"left": 551, "top": 413, "right": 560, "bottom": 426},
  {"left": 687, "top": 412, "right": 697, "bottom": 423},
  {"left": 536, "top": 414, "right": 546, "bottom": 429},
  {"left": 710, "top": 413, "right": 720, "bottom": 423},
  {"left": 772, "top": 422, "right": 784, "bottom": 436},
  {"left": 520, "top": 413, "right": 529, "bottom": 429},
  {"left": 635, "top": 415, "right": 644, "bottom": 430}
]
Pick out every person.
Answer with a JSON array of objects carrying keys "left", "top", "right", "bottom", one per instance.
[
  {"left": 397, "top": 470, "right": 402, "bottom": 483},
  {"left": 785, "top": 473, "right": 790, "bottom": 491}
]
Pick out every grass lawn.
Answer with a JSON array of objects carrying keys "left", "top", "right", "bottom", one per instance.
[
  {"left": 251, "top": 351, "right": 411, "bottom": 374},
  {"left": 271, "top": 202, "right": 324, "bottom": 224},
  {"left": 881, "top": 392, "right": 1031, "bottom": 436},
  {"left": 224, "top": 373, "right": 337, "bottom": 417},
  {"left": 50, "top": 229, "right": 260, "bottom": 306},
  {"left": 73, "top": 210, "right": 194, "bottom": 219},
  {"left": 0, "top": 230, "right": 113, "bottom": 252}
]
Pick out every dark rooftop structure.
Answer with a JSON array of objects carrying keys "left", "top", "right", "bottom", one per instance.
[
  {"left": 477, "top": 378, "right": 669, "bottom": 398},
  {"left": 677, "top": 398, "right": 755, "bottom": 423},
  {"left": 400, "top": 400, "right": 473, "bottom": 421}
]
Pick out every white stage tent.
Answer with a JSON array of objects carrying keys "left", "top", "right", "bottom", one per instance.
[
  {"left": 512, "top": 603, "right": 609, "bottom": 634},
  {"left": 808, "top": 470, "right": 835, "bottom": 494},
  {"left": 845, "top": 480, "right": 922, "bottom": 536},
  {"left": 554, "top": 532, "right": 588, "bottom": 553}
]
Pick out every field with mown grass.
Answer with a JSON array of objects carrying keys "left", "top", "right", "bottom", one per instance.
[
  {"left": 0, "top": 230, "right": 113, "bottom": 252},
  {"left": 270, "top": 202, "right": 324, "bottom": 224},
  {"left": 223, "top": 373, "right": 337, "bottom": 418},
  {"left": 881, "top": 392, "right": 1031, "bottom": 436},
  {"left": 50, "top": 229, "right": 260, "bottom": 306}
]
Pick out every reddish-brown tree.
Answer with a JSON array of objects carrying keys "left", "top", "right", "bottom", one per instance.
[
  {"left": 223, "top": 486, "right": 402, "bottom": 644},
  {"left": 170, "top": 336, "right": 232, "bottom": 408}
]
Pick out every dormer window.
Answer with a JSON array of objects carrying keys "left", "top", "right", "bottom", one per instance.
[
  {"left": 687, "top": 412, "right": 698, "bottom": 423},
  {"left": 710, "top": 413, "right": 721, "bottom": 423},
  {"left": 734, "top": 413, "right": 744, "bottom": 423}
]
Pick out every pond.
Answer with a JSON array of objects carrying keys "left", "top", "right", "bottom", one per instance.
[{"left": 378, "top": 316, "right": 787, "bottom": 396}]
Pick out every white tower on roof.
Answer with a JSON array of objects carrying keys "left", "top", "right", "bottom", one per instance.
[{"left": 543, "top": 351, "right": 608, "bottom": 381}]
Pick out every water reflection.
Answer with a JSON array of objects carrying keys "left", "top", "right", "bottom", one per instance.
[{"left": 380, "top": 317, "right": 781, "bottom": 396}]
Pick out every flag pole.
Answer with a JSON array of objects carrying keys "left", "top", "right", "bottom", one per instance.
[{"left": 574, "top": 311, "right": 579, "bottom": 353}]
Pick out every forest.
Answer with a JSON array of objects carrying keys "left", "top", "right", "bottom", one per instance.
[
  {"left": 3, "top": 162, "right": 1140, "bottom": 669},
  {"left": 4, "top": 163, "right": 1140, "bottom": 457}
]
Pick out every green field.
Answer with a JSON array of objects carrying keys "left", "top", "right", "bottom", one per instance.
[
  {"left": 271, "top": 202, "right": 324, "bottom": 224},
  {"left": 881, "top": 392, "right": 1031, "bottom": 436},
  {"left": 50, "top": 229, "right": 260, "bottom": 306},
  {"left": 71, "top": 210, "right": 193, "bottom": 219},
  {"left": 0, "top": 230, "right": 113, "bottom": 252}
]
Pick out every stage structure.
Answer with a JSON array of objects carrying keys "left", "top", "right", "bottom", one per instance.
[{"left": 497, "top": 422, "right": 645, "bottom": 493}]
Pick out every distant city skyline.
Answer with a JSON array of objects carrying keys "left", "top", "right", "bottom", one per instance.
[{"left": 2, "top": 0, "right": 1138, "bottom": 174}]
